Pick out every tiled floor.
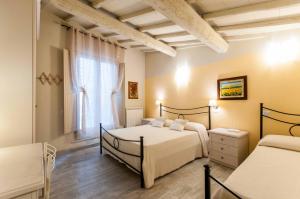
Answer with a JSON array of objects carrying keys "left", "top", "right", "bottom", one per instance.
[{"left": 51, "top": 146, "right": 233, "bottom": 199}]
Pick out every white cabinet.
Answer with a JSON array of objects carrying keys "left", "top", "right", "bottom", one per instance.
[
  {"left": 0, "top": 0, "right": 38, "bottom": 147},
  {"left": 126, "top": 108, "right": 144, "bottom": 127},
  {"left": 209, "top": 128, "right": 249, "bottom": 168}
]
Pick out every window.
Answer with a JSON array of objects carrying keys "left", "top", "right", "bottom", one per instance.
[
  {"left": 99, "top": 62, "right": 117, "bottom": 128},
  {"left": 77, "top": 57, "right": 117, "bottom": 131},
  {"left": 78, "top": 57, "right": 98, "bottom": 130}
]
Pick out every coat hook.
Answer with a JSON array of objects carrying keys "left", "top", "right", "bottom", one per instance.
[{"left": 37, "top": 72, "right": 63, "bottom": 86}]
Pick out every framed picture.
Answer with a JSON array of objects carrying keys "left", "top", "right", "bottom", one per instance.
[
  {"left": 128, "top": 81, "right": 138, "bottom": 99},
  {"left": 217, "top": 76, "right": 247, "bottom": 100}
]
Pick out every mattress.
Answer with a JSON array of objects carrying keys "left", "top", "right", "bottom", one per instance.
[
  {"left": 102, "top": 124, "right": 208, "bottom": 188},
  {"left": 213, "top": 144, "right": 300, "bottom": 199}
]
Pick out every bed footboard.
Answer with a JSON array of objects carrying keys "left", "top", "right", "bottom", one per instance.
[
  {"left": 100, "top": 123, "right": 144, "bottom": 188},
  {"left": 204, "top": 165, "right": 241, "bottom": 199}
]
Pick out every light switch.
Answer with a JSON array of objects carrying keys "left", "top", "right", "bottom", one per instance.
[{"left": 263, "top": 110, "right": 270, "bottom": 116}]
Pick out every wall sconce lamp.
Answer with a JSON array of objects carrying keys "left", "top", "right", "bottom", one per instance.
[
  {"left": 155, "top": 100, "right": 161, "bottom": 105},
  {"left": 209, "top": 99, "right": 218, "bottom": 109}
]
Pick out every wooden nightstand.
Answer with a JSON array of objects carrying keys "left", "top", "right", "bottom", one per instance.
[
  {"left": 208, "top": 128, "right": 249, "bottom": 168},
  {"left": 141, "top": 118, "right": 154, "bottom": 125}
]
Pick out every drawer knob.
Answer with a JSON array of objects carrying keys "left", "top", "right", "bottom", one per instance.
[
  {"left": 220, "top": 147, "right": 224, "bottom": 150},
  {"left": 221, "top": 138, "right": 224, "bottom": 141},
  {"left": 221, "top": 156, "right": 224, "bottom": 159}
]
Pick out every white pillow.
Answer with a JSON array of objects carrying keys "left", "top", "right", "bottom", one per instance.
[
  {"left": 169, "top": 122, "right": 185, "bottom": 131},
  {"left": 150, "top": 117, "right": 165, "bottom": 124},
  {"left": 259, "top": 135, "right": 300, "bottom": 152},
  {"left": 184, "top": 122, "right": 207, "bottom": 133},
  {"left": 151, "top": 120, "right": 164, "bottom": 128},
  {"left": 154, "top": 117, "right": 166, "bottom": 122},
  {"left": 174, "top": 119, "right": 188, "bottom": 125},
  {"left": 164, "top": 119, "right": 174, "bottom": 127}
]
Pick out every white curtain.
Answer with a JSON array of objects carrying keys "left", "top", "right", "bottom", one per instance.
[
  {"left": 67, "top": 28, "right": 124, "bottom": 134},
  {"left": 111, "top": 49, "right": 125, "bottom": 129}
]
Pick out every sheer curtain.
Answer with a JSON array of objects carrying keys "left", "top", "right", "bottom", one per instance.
[
  {"left": 67, "top": 28, "right": 124, "bottom": 136},
  {"left": 111, "top": 49, "right": 125, "bottom": 129}
]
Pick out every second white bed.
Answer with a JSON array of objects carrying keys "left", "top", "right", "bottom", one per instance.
[
  {"left": 103, "top": 124, "right": 209, "bottom": 188},
  {"left": 213, "top": 135, "right": 300, "bottom": 199}
]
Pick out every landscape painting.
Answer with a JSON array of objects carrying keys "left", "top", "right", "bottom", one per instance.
[{"left": 217, "top": 76, "right": 247, "bottom": 100}]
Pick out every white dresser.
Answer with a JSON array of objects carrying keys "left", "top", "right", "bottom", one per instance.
[
  {"left": 126, "top": 108, "right": 144, "bottom": 127},
  {"left": 209, "top": 128, "right": 249, "bottom": 168}
]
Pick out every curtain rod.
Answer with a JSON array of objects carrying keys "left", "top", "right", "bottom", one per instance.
[{"left": 60, "top": 23, "right": 126, "bottom": 49}]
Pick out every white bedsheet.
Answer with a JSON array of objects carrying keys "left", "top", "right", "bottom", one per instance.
[
  {"left": 213, "top": 145, "right": 300, "bottom": 199},
  {"left": 102, "top": 125, "right": 208, "bottom": 188}
]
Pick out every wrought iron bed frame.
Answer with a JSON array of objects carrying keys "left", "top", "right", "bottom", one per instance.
[
  {"left": 160, "top": 103, "right": 211, "bottom": 130},
  {"left": 100, "top": 123, "right": 145, "bottom": 187},
  {"left": 204, "top": 103, "right": 300, "bottom": 199},
  {"left": 99, "top": 104, "right": 211, "bottom": 188}
]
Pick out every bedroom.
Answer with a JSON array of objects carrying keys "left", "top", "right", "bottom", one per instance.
[{"left": 0, "top": 0, "right": 300, "bottom": 198}]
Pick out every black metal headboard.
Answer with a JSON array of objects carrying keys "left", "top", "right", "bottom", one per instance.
[
  {"left": 160, "top": 104, "right": 211, "bottom": 130},
  {"left": 260, "top": 103, "right": 300, "bottom": 139}
]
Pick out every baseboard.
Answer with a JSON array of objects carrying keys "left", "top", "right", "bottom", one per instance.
[{"left": 57, "top": 142, "right": 100, "bottom": 156}]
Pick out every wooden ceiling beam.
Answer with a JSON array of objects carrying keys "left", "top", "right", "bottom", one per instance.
[
  {"left": 63, "top": 15, "right": 75, "bottom": 21},
  {"left": 216, "top": 15, "right": 300, "bottom": 33},
  {"left": 92, "top": 0, "right": 106, "bottom": 9},
  {"left": 176, "top": 44, "right": 205, "bottom": 50},
  {"left": 225, "top": 34, "right": 267, "bottom": 42},
  {"left": 49, "top": 0, "right": 176, "bottom": 57},
  {"left": 118, "top": 39, "right": 134, "bottom": 43},
  {"left": 139, "top": 21, "right": 175, "bottom": 32},
  {"left": 143, "top": 0, "right": 228, "bottom": 53},
  {"left": 186, "top": 0, "right": 204, "bottom": 14},
  {"left": 86, "top": 25, "right": 99, "bottom": 31},
  {"left": 154, "top": 31, "right": 189, "bottom": 39},
  {"left": 143, "top": 49, "right": 157, "bottom": 53},
  {"left": 203, "top": 0, "right": 300, "bottom": 21},
  {"left": 119, "top": 7, "right": 155, "bottom": 22},
  {"left": 167, "top": 40, "right": 202, "bottom": 46},
  {"left": 131, "top": 45, "right": 146, "bottom": 48},
  {"left": 58, "top": 19, "right": 127, "bottom": 48},
  {"left": 102, "top": 32, "right": 119, "bottom": 38}
]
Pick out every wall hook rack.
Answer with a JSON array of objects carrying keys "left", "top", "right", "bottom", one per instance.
[{"left": 37, "top": 72, "right": 63, "bottom": 85}]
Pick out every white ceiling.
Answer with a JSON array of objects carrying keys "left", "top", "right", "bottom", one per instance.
[{"left": 45, "top": 0, "right": 300, "bottom": 52}]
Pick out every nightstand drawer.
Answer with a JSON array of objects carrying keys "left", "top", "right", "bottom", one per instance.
[
  {"left": 209, "top": 128, "right": 248, "bottom": 168},
  {"left": 210, "top": 133, "right": 238, "bottom": 147},
  {"left": 210, "top": 150, "right": 238, "bottom": 167},
  {"left": 211, "top": 142, "right": 238, "bottom": 157}
]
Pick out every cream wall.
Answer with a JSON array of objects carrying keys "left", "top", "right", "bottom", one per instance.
[
  {"left": 36, "top": 11, "right": 66, "bottom": 146},
  {"left": 37, "top": 11, "right": 102, "bottom": 151},
  {"left": 145, "top": 36, "right": 300, "bottom": 151},
  {"left": 36, "top": 11, "right": 145, "bottom": 150},
  {"left": 125, "top": 49, "right": 145, "bottom": 110},
  {"left": 0, "top": 0, "right": 35, "bottom": 147}
]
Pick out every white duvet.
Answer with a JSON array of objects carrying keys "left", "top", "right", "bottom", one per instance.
[
  {"left": 102, "top": 125, "right": 208, "bottom": 188},
  {"left": 213, "top": 135, "right": 300, "bottom": 199}
]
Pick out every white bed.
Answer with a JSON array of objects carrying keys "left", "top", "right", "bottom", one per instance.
[
  {"left": 213, "top": 135, "right": 300, "bottom": 199},
  {"left": 102, "top": 124, "right": 209, "bottom": 188}
]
